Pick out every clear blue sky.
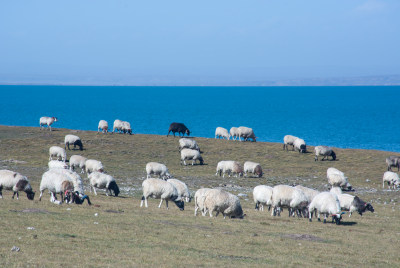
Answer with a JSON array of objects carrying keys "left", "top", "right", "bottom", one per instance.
[{"left": 1, "top": 0, "right": 399, "bottom": 85}]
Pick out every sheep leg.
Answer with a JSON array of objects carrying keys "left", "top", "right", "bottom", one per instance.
[
  {"left": 158, "top": 199, "right": 164, "bottom": 208},
  {"left": 39, "top": 191, "right": 44, "bottom": 201},
  {"left": 165, "top": 200, "right": 169, "bottom": 209},
  {"left": 12, "top": 191, "right": 17, "bottom": 199},
  {"left": 194, "top": 206, "right": 198, "bottom": 216},
  {"left": 92, "top": 186, "right": 97, "bottom": 195},
  {"left": 192, "top": 160, "right": 195, "bottom": 166},
  {"left": 323, "top": 214, "right": 327, "bottom": 224}
]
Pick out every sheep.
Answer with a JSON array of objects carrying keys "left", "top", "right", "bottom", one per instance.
[
  {"left": 253, "top": 185, "right": 273, "bottom": 211},
  {"left": 179, "top": 138, "right": 200, "bottom": 151},
  {"left": 49, "top": 146, "right": 67, "bottom": 162},
  {"left": 329, "top": 188, "right": 374, "bottom": 217},
  {"left": 39, "top": 170, "right": 75, "bottom": 202},
  {"left": 202, "top": 189, "right": 244, "bottom": 218},
  {"left": 0, "top": 170, "right": 35, "bottom": 200},
  {"left": 238, "top": 126, "right": 256, "bottom": 142},
  {"left": 140, "top": 178, "right": 184, "bottom": 210},
  {"left": 215, "top": 161, "right": 243, "bottom": 178},
  {"left": 294, "top": 185, "right": 320, "bottom": 204},
  {"left": 85, "top": 159, "right": 104, "bottom": 174},
  {"left": 39, "top": 116, "right": 58, "bottom": 131},
  {"left": 243, "top": 161, "right": 263, "bottom": 178},
  {"left": 308, "top": 192, "right": 343, "bottom": 224},
  {"left": 229, "top": 127, "right": 240, "bottom": 140},
  {"left": 329, "top": 186, "right": 342, "bottom": 196},
  {"left": 215, "top": 127, "right": 230, "bottom": 140},
  {"left": 283, "top": 135, "right": 298, "bottom": 151},
  {"left": 327, "top": 167, "right": 353, "bottom": 191},
  {"left": 64, "top": 134, "right": 83, "bottom": 151},
  {"left": 48, "top": 160, "right": 68, "bottom": 170},
  {"left": 293, "top": 138, "right": 306, "bottom": 153},
  {"left": 98, "top": 120, "right": 108, "bottom": 134},
  {"left": 314, "top": 146, "right": 336, "bottom": 161},
  {"left": 69, "top": 155, "right": 87, "bottom": 174},
  {"left": 386, "top": 156, "right": 400, "bottom": 171},
  {"left": 88, "top": 172, "right": 120, "bottom": 196},
  {"left": 167, "top": 178, "right": 191, "bottom": 202},
  {"left": 113, "top": 119, "right": 124, "bottom": 133},
  {"left": 194, "top": 188, "right": 211, "bottom": 216},
  {"left": 382, "top": 171, "right": 400, "bottom": 189},
  {"left": 146, "top": 162, "right": 171, "bottom": 179},
  {"left": 53, "top": 168, "right": 85, "bottom": 195},
  {"left": 180, "top": 149, "right": 204, "bottom": 166},
  {"left": 167, "top": 122, "right": 190, "bottom": 137},
  {"left": 122, "top": 121, "right": 133, "bottom": 135},
  {"left": 270, "top": 185, "right": 309, "bottom": 217}
]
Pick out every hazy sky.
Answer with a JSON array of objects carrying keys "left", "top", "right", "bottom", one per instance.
[{"left": 1, "top": 0, "right": 399, "bottom": 84}]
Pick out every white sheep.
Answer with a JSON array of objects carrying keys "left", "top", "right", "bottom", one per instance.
[
  {"left": 294, "top": 185, "right": 320, "bottom": 203},
  {"left": 64, "top": 134, "right": 83, "bottom": 151},
  {"left": 180, "top": 149, "right": 204, "bottom": 166},
  {"left": 179, "top": 138, "right": 200, "bottom": 151},
  {"left": 229, "top": 127, "right": 240, "bottom": 140},
  {"left": 39, "top": 116, "right": 58, "bottom": 131},
  {"left": 327, "top": 167, "right": 353, "bottom": 191},
  {"left": 253, "top": 185, "right": 273, "bottom": 211},
  {"left": 69, "top": 155, "right": 87, "bottom": 174},
  {"left": 88, "top": 172, "right": 120, "bottom": 196},
  {"left": 122, "top": 121, "right": 132, "bottom": 135},
  {"left": 244, "top": 161, "right": 263, "bottom": 178},
  {"left": 55, "top": 168, "right": 84, "bottom": 194},
  {"left": 85, "top": 159, "right": 104, "bottom": 174},
  {"left": 308, "top": 192, "right": 342, "bottom": 224},
  {"left": 314, "top": 146, "right": 336, "bottom": 161},
  {"left": 98, "top": 120, "right": 108, "bottom": 133},
  {"left": 283, "top": 135, "right": 298, "bottom": 151},
  {"left": 238, "top": 126, "right": 256, "bottom": 142},
  {"left": 215, "top": 127, "right": 230, "bottom": 140},
  {"left": 48, "top": 160, "right": 68, "bottom": 170},
  {"left": 382, "top": 171, "right": 400, "bottom": 189},
  {"left": 329, "top": 186, "right": 342, "bottom": 196},
  {"left": 49, "top": 146, "right": 67, "bottom": 162},
  {"left": 140, "top": 178, "right": 184, "bottom": 210},
  {"left": 215, "top": 161, "right": 243, "bottom": 178},
  {"left": 167, "top": 178, "right": 191, "bottom": 202},
  {"left": 39, "top": 169, "right": 75, "bottom": 202},
  {"left": 0, "top": 170, "right": 35, "bottom": 200},
  {"left": 293, "top": 138, "right": 306, "bottom": 153},
  {"left": 330, "top": 188, "right": 374, "bottom": 217},
  {"left": 203, "top": 189, "right": 244, "bottom": 218},
  {"left": 145, "top": 162, "right": 171, "bottom": 179},
  {"left": 113, "top": 119, "right": 124, "bottom": 133},
  {"left": 194, "top": 188, "right": 211, "bottom": 216},
  {"left": 270, "top": 185, "right": 309, "bottom": 217}
]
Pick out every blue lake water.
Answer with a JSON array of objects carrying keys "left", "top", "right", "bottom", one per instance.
[{"left": 1, "top": 85, "right": 399, "bottom": 152}]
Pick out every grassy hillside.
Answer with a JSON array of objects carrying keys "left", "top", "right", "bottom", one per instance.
[{"left": 0, "top": 125, "right": 399, "bottom": 267}]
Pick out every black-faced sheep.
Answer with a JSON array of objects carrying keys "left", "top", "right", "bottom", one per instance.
[
  {"left": 283, "top": 135, "right": 298, "bottom": 151},
  {"left": 244, "top": 161, "right": 263, "bottom": 178},
  {"left": 65, "top": 135, "right": 83, "bottom": 151},
  {"left": 140, "top": 178, "right": 184, "bottom": 210},
  {"left": 0, "top": 170, "right": 35, "bottom": 200},
  {"left": 180, "top": 149, "right": 204, "bottom": 166},
  {"left": 238, "top": 126, "right": 256, "bottom": 142},
  {"left": 386, "top": 156, "right": 400, "bottom": 171},
  {"left": 98, "top": 120, "right": 108, "bottom": 134},
  {"left": 314, "top": 146, "right": 336, "bottom": 161},
  {"left": 308, "top": 192, "right": 342, "bottom": 224},
  {"left": 203, "top": 189, "right": 244, "bottom": 218}
]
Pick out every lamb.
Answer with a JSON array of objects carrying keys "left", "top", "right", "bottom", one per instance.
[
  {"left": 85, "top": 159, "right": 104, "bottom": 174},
  {"left": 314, "top": 146, "right": 336, "bottom": 161},
  {"left": 48, "top": 160, "right": 68, "bottom": 170},
  {"left": 39, "top": 170, "right": 75, "bottom": 202},
  {"left": 244, "top": 161, "right": 263, "bottom": 178},
  {"left": 140, "top": 178, "right": 184, "bottom": 210},
  {"left": 386, "top": 156, "right": 400, "bottom": 171},
  {"left": 146, "top": 162, "right": 171, "bottom": 179},
  {"left": 229, "top": 127, "right": 240, "bottom": 140},
  {"left": 283, "top": 135, "right": 298, "bottom": 151},
  {"left": 179, "top": 138, "right": 200, "bottom": 151},
  {"left": 253, "top": 185, "right": 273, "bottom": 211},
  {"left": 113, "top": 119, "right": 124, "bottom": 133},
  {"left": 194, "top": 188, "right": 211, "bottom": 216},
  {"left": 64, "top": 134, "right": 83, "bottom": 151},
  {"left": 167, "top": 122, "right": 190, "bottom": 137},
  {"left": 294, "top": 185, "right": 320, "bottom": 203},
  {"left": 167, "top": 178, "right": 191, "bottom": 202},
  {"left": 98, "top": 120, "right": 108, "bottom": 134},
  {"left": 54, "top": 168, "right": 85, "bottom": 194},
  {"left": 238, "top": 126, "right": 256, "bottom": 142},
  {"left": 202, "top": 189, "right": 244, "bottom": 218},
  {"left": 69, "top": 155, "right": 87, "bottom": 173},
  {"left": 49, "top": 146, "right": 67, "bottom": 162},
  {"left": 293, "top": 138, "right": 306, "bottom": 153},
  {"left": 308, "top": 192, "right": 342, "bottom": 224},
  {"left": 39, "top": 116, "right": 58, "bottom": 131},
  {"left": 180, "top": 149, "right": 204, "bottom": 166},
  {"left": 327, "top": 167, "right": 353, "bottom": 191},
  {"left": 215, "top": 161, "right": 243, "bottom": 178},
  {"left": 122, "top": 121, "right": 133, "bottom": 135},
  {"left": 215, "top": 127, "right": 230, "bottom": 140},
  {"left": 382, "top": 171, "right": 400, "bottom": 189},
  {"left": 0, "top": 170, "right": 35, "bottom": 200},
  {"left": 88, "top": 172, "right": 120, "bottom": 196},
  {"left": 329, "top": 188, "right": 374, "bottom": 217},
  {"left": 270, "top": 185, "right": 309, "bottom": 217}
]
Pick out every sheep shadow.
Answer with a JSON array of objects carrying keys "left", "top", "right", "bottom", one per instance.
[{"left": 340, "top": 221, "right": 357, "bottom": 226}]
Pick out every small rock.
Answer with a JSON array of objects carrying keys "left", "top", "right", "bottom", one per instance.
[
  {"left": 94, "top": 222, "right": 99, "bottom": 224},
  {"left": 11, "top": 246, "right": 20, "bottom": 252},
  {"left": 66, "top": 208, "right": 71, "bottom": 211},
  {"left": 238, "top": 193, "right": 248, "bottom": 197},
  {"left": 94, "top": 213, "right": 98, "bottom": 217},
  {"left": 27, "top": 227, "right": 35, "bottom": 230},
  {"left": 366, "top": 179, "right": 370, "bottom": 182}
]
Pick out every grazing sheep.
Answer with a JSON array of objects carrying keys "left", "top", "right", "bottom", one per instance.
[
  {"left": 215, "top": 161, "right": 243, "bottom": 178},
  {"left": 98, "top": 120, "right": 108, "bottom": 133},
  {"left": 48, "top": 160, "right": 68, "bottom": 170},
  {"left": 386, "top": 156, "right": 400, "bottom": 171},
  {"left": 64, "top": 134, "right": 83, "bottom": 151},
  {"left": 179, "top": 138, "right": 200, "bottom": 151},
  {"left": 329, "top": 188, "right": 374, "bottom": 217},
  {"left": 0, "top": 170, "right": 35, "bottom": 200},
  {"left": 167, "top": 122, "right": 190, "bottom": 137},
  {"left": 327, "top": 167, "right": 353, "bottom": 191},
  {"left": 314, "top": 146, "right": 336, "bottom": 161},
  {"left": 229, "top": 127, "right": 240, "bottom": 140},
  {"left": 270, "top": 185, "right": 309, "bottom": 217},
  {"left": 180, "top": 149, "right": 204, "bottom": 166},
  {"left": 85, "top": 159, "right": 104, "bottom": 174},
  {"left": 113, "top": 119, "right": 124, "bottom": 133},
  {"left": 215, "top": 127, "right": 230, "bottom": 140},
  {"left": 69, "top": 155, "right": 87, "bottom": 174},
  {"left": 283, "top": 135, "right": 298, "bottom": 151},
  {"left": 308, "top": 192, "right": 342, "bottom": 224},
  {"left": 244, "top": 161, "right": 263, "bottom": 178},
  {"left": 39, "top": 116, "right": 58, "bottom": 131},
  {"left": 39, "top": 170, "right": 75, "bottom": 202},
  {"left": 194, "top": 188, "right": 211, "bottom": 216},
  {"left": 294, "top": 185, "right": 320, "bottom": 203},
  {"left": 140, "top": 178, "right": 184, "bottom": 210},
  {"left": 49, "top": 146, "right": 67, "bottom": 162},
  {"left": 167, "top": 178, "right": 191, "bottom": 202},
  {"left": 122, "top": 121, "right": 133, "bottom": 135},
  {"left": 88, "top": 172, "right": 120, "bottom": 196},
  {"left": 53, "top": 169, "right": 84, "bottom": 194},
  {"left": 253, "top": 185, "right": 273, "bottom": 211},
  {"left": 293, "top": 138, "right": 306, "bottom": 153},
  {"left": 146, "top": 162, "right": 171, "bottom": 179},
  {"left": 238, "top": 126, "right": 256, "bottom": 142},
  {"left": 382, "top": 171, "right": 400, "bottom": 189},
  {"left": 203, "top": 189, "right": 244, "bottom": 218}
]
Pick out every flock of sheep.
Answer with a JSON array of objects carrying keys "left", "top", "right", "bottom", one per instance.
[{"left": 0, "top": 117, "right": 398, "bottom": 226}]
